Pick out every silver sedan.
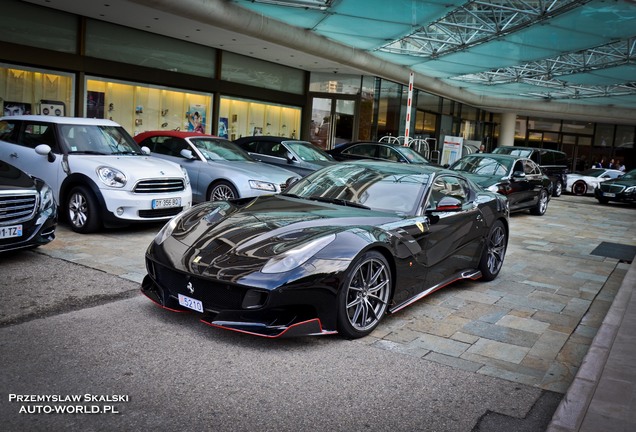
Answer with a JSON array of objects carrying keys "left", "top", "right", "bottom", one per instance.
[{"left": 135, "top": 131, "right": 299, "bottom": 202}]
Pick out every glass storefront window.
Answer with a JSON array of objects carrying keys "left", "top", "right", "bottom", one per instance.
[
  {"left": 0, "top": 1, "right": 77, "bottom": 53},
  {"left": 616, "top": 125, "right": 634, "bottom": 149},
  {"left": 309, "top": 73, "right": 362, "bottom": 94},
  {"left": 86, "top": 20, "right": 216, "bottom": 78},
  {"left": 376, "top": 80, "right": 403, "bottom": 138},
  {"left": 222, "top": 52, "right": 304, "bottom": 94},
  {"left": 1, "top": 64, "right": 73, "bottom": 117},
  {"left": 86, "top": 78, "right": 212, "bottom": 135},
  {"left": 562, "top": 119, "right": 594, "bottom": 135},
  {"left": 416, "top": 91, "right": 441, "bottom": 113},
  {"left": 594, "top": 124, "right": 615, "bottom": 147},
  {"left": 528, "top": 117, "right": 561, "bottom": 132},
  {"left": 219, "top": 97, "right": 301, "bottom": 141}
]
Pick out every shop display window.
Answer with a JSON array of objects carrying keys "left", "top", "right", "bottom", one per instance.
[
  {"left": 0, "top": 64, "right": 73, "bottom": 117},
  {"left": 86, "top": 78, "right": 212, "bottom": 136},
  {"left": 219, "top": 97, "right": 301, "bottom": 141}
]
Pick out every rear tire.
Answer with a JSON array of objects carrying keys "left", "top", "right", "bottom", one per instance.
[
  {"left": 572, "top": 180, "right": 587, "bottom": 196},
  {"left": 552, "top": 180, "right": 562, "bottom": 197},
  {"left": 67, "top": 186, "right": 101, "bottom": 233},
  {"left": 530, "top": 189, "right": 549, "bottom": 216}
]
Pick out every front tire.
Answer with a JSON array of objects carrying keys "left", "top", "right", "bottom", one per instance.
[
  {"left": 530, "top": 189, "right": 549, "bottom": 216},
  {"left": 572, "top": 180, "right": 587, "bottom": 196},
  {"left": 478, "top": 220, "right": 507, "bottom": 281},
  {"left": 336, "top": 251, "right": 391, "bottom": 339},
  {"left": 67, "top": 186, "right": 101, "bottom": 233},
  {"left": 208, "top": 181, "right": 238, "bottom": 201}
]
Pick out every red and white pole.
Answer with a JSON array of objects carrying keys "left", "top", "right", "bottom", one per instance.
[{"left": 404, "top": 71, "right": 414, "bottom": 145}]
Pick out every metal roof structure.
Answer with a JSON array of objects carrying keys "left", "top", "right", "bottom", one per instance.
[{"left": 23, "top": 0, "right": 636, "bottom": 124}]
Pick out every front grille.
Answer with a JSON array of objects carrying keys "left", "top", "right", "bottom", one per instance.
[
  {"left": 154, "top": 262, "right": 248, "bottom": 310},
  {"left": 600, "top": 183, "right": 625, "bottom": 193},
  {"left": 0, "top": 192, "right": 37, "bottom": 224},
  {"left": 134, "top": 178, "right": 185, "bottom": 194},
  {"left": 139, "top": 207, "right": 183, "bottom": 218}
]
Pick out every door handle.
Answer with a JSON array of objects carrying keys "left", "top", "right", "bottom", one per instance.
[{"left": 9, "top": 152, "right": 18, "bottom": 158}]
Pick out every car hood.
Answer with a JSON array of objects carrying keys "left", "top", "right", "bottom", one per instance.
[
  {"left": 602, "top": 177, "right": 636, "bottom": 187},
  {"left": 154, "top": 195, "right": 401, "bottom": 283},
  {"left": 208, "top": 160, "right": 298, "bottom": 182},
  {"left": 0, "top": 161, "right": 37, "bottom": 190},
  {"left": 68, "top": 155, "right": 185, "bottom": 184}
]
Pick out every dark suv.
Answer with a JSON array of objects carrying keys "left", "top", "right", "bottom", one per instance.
[{"left": 492, "top": 146, "right": 568, "bottom": 197}]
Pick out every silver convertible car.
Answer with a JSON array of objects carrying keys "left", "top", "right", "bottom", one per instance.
[{"left": 135, "top": 131, "right": 299, "bottom": 202}]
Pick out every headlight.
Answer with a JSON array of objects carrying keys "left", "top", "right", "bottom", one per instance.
[
  {"left": 262, "top": 234, "right": 336, "bottom": 274},
  {"left": 249, "top": 180, "right": 277, "bottom": 192},
  {"left": 38, "top": 183, "right": 55, "bottom": 212},
  {"left": 97, "top": 166, "right": 127, "bottom": 188},
  {"left": 486, "top": 184, "right": 499, "bottom": 193},
  {"left": 181, "top": 166, "right": 190, "bottom": 187},
  {"left": 625, "top": 186, "right": 635, "bottom": 193}
]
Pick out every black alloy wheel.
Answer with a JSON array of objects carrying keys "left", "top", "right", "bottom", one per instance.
[
  {"left": 572, "top": 180, "right": 587, "bottom": 196},
  {"left": 336, "top": 251, "right": 391, "bottom": 339},
  {"left": 478, "top": 220, "right": 507, "bottom": 281}
]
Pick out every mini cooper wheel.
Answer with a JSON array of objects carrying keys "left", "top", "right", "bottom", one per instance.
[
  {"left": 337, "top": 251, "right": 391, "bottom": 339},
  {"left": 572, "top": 180, "right": 587, "bottom": 196},
  {"left": 208, "top": 181, "right": 238, "bottom": 201},
  {"left": 67, "top": 186, "right": 101, "bottom": 233},
  {"left": 530, "top": 189, "right": 549, "bottom": 216},
  {"left": 478, "top": 220, "right": 507, "bottom": 281}
]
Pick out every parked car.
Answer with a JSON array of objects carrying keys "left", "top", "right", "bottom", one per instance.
[
  {"left": 134, "top": 131, "right": 298, "bottom": 202},
  {"left": 0, "top": 115, "right": 192, "bottom": 233},
  {"left": 327, "top": 141, "right": 431, "bottom": 164},
  {"left": 566, "top": 168, "right": 624, "bottom": 195},
  {"left": 491, "top": 146, "right": 568, "bottom": 197},
  {"left": 233, "top": 135, "right": 337, "bottom": 176},
  {"left": 0, "top": 160, "right": 57, "bottom": 251},
  {"left": 449, "top": 153, "right": 551, "bottom": 215},
  {"left": 141, "top": 161, "right": 509, "bottom": 338},
  {"left": 594, "top": 169, "right": 636, "bottom": 204}
]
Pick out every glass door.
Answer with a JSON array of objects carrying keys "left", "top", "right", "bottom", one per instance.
[{"left": 310, "top": 96, "right": 355, "bottom": 150}]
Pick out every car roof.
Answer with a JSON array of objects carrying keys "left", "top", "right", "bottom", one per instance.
[
  {"left": 493, "top": 146, "right": 565, "bottom": 155},
  {"left": 345, "top": 159, "right": 451, "bottom": 176},
  {"left": 0, "top": 115, "right": 120, "bottom": 126},
  {"left": 134, "top": 130, "right": 224, "bottom": 140},
  {"left": 462, "top": 153, "right": 522, "bottom": 162}
]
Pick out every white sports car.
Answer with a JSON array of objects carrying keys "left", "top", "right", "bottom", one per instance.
[{"left": 566, "top": 168, "right": 624, "bottom": 195}]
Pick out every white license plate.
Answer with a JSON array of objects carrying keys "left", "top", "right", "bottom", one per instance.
[
  {"left": 603, "top": 192, "right": 616, "bottom": 197},
  {"left": 0, "top": 224, "right": 22, "bottom": 239},
  {"left": 152, "top": 198, "right": 181, "bottom": 209},
  {"left": 178, "top": 294, "right": 204, "bottom": 313}
]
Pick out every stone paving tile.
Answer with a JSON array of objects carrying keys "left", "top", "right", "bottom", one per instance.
[
  {"left": 460, "top": 320, "right": 543, "bottom": 348},
  {"left": 465, "top": 338, "right": 530, "bottom": 364},
  {"left": 410, "top": 333, "right": 471, "bottom": 357},
  {"left": 496, "top": 315, "right": 551, "bottom": 334},
  {"left": 406, "top": 314, "right": 470, "bottom": 338},
  {"left": 424, "top": 352, "right": 483, "bottom": 372}
]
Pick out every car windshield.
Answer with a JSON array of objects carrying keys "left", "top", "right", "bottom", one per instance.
[
  {"left": 191, "top": 138, "right": 253, "bottom": 161},
  {"left": 450, "top": 155, "right": 512, "bottom": 176},
  {"left": 492, "top": 148, "right": 532, "bottom": 158},
  {"left": 60, "top": 125, "right": 142, "bottom": 155},
  {"left": 284, "top": 140, "right": 333, "bottom": 161},
  {"left": 396, "top": 146, "right": 430, "bottom": 164},
  {"left": 621, "top": 169, "right": 636, "bottom": 179},
  {"left": 285, "top": 163, "right": 429, "bottom": 215}
]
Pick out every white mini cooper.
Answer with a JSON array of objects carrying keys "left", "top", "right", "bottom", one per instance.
[{"left": 0, "top": 115, "right": 192, "bottom": 233}]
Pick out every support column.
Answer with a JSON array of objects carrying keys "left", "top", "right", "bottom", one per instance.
[{"left": 499, "top": 112, "right": 517, "bottom": 147}]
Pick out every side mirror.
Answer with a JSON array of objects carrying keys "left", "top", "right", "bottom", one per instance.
[
  {"left": 285, "top": 176, "right": 301, "bottom": 189},
  {"left": 35, "top": 144, "right": 56, "bottom": 162},
  {"left": 180, "top": 149, "right": 195, "bottom": 160},
  {"left": 141, "top": 146, "right": 151, "bottom": 155},
  {"left": 435, "top": 196, "right": 463, "bottom": 212},
  {"left": 512, "top": 170, "right": 526, "bottom": 180},
  {"left": 286, "top": 151, "right": 295, "bottom": 163}
]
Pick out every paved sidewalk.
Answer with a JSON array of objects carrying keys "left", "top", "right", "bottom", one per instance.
[{"left": 548, "top": 255, "right": 636, "bottom": 432}]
